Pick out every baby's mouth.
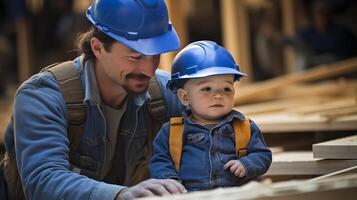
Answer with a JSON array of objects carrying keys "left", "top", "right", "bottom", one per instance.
[{"left": 210, "top": 104, "right": 224, "bottom": 107}]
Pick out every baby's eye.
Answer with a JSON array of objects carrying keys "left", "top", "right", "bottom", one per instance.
[
  {"left": 224, "top": 87, "right": 232, "bottom": 92},
  {"left": 201, "top": 87, "right": 211, "bottom": 92}
]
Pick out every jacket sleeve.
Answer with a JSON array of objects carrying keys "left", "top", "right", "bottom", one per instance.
[
  {"left": 149, "top": 122, "right": 180, "bottom": 180},
  {"left": 13, "top": 74, "right": 123, "bottom": 200},
  {"left": 238, "top": 120, "right": 272, "bottom": 180}
]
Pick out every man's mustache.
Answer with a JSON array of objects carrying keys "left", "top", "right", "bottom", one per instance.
[{"left": 126, "top": 74, "right": 151, "bottom": 80}]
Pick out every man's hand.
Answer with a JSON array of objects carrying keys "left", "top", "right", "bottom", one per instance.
[
  {"left": 116, "top": 178, "right": 187, "bottom": 200},
  {"left": 223, "top": 160, "right": 246, "bottom": 178}
]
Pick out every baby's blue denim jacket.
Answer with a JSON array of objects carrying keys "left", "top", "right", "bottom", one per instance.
[{"left": 150, "top": 110, "right": 272, "bottom": 191}]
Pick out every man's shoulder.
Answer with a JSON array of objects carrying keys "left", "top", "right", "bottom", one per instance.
[
  {"left": 155, "top": 69, "right": 170, "bottom": 82},
  {"left": 153, "top": 69, "right": 172, "bottom": 94},
  {"left": 16, "top": 58, "right": 83, "bottom": 97},
  {"left": 17, "top": 71, "right": 59, "bottom": 93}
]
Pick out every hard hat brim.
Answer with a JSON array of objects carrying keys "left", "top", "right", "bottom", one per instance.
[
  {"left": 167, "top": 67, "right": 247, "bottom": 92},
  {"left": 178, "top": 67, "right": 247, "bottom": 80},
  {"left": 112, "top": 27, "right": 180, "bottom": 55}
]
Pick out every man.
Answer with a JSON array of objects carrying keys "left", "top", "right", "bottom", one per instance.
[{"left": 1, "top": 0, "right": 186, "bottom": 199}]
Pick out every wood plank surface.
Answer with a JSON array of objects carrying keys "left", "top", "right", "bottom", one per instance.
[
  {"left": 313, "top": 135, "right": 357, "bottom": 159},
  {"left": 266, "top": 151, "right": 357, "bottom": 176},
  {"left": 141, "top": 173, "right": 357, "bottom": 200},
  {"left": 242, "top": 112, "right": 357, "bottom": 133}
]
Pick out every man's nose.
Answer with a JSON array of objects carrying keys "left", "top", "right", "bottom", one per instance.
[{"left": 139, "top": 55, "right": 160, "bottom": 77}]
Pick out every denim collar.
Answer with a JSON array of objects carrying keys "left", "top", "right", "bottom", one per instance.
[
  {"left": 182, "top": 108, "right": 246, "bottom": 127},
  {"left": 82, "top": 58, "right": 151, "bottom": 107}
]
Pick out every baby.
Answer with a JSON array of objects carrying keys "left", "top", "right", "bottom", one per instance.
[{"left": 150, "top": 40, "right": 272, "bottom": 191}]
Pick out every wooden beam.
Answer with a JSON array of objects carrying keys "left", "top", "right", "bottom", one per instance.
[
  {"left": 253, "top": 113, "right": 357, "bottom": 133},
  {"left": 267, "top": 151, "right": 357, "bottom": 176},
  {"left": 141, "top": 173, "right": 357, "bottom": 200},
  {"left": 235, "top": 57, "right": 357, "bottom": 105},
  {"left": 235, "top": 96, "right": 327, "bottom": 116},
  {"left": 16, "top": 18, "right": 33, "bottom": 83},
  {"left": 292, "top": 96, "right": 356, "bottom": 115},
  {"left": 73, "top": 0, "right": 91, "bottom": 14},
  {"left": 281, "top": 0, "right": 297, "bottom": 73},
  {"left": 313, "top": 135, "right": 357, "bottom": 159},
  {"left": 309, "top": 166, "right": 357, "bottom": 181},
  {"left": 221, "top": 0, "right": 252, "bottom": 84},
  {"left": 159, "top": 0, "right": 189, "bottom": 72}
]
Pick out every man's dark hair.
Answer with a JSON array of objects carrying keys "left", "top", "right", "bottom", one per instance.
[{"left": 75, "top": 26, "right": 116, "bottom": 61}]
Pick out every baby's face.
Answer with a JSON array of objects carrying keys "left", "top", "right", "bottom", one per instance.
[{"left": 178, "top": 75, "right": 235, "bottom": 125}]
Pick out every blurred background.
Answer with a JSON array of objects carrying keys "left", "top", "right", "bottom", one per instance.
[{"left": 0, "top": 0, "right": 356, "bottom": 91}]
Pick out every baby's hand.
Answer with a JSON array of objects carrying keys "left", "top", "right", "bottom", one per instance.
[{"left": 223, "top": 160, "right": 246, "bottom": 178}]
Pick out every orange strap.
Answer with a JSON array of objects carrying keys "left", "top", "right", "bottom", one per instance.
[
  {"left": 169, "top": 117, "right": 184, "bottom": 171},
  {"left": 233, "top": 119, "right": 251, "bottom": 158}
]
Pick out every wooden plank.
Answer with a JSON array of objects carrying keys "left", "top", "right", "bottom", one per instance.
[
  {"left": 313, "top": 135, "right": 357, "bottom": 159},
  {"left": 320, "top": 107, "right": 357, "bottom": 121},
  {"left": 235, "top": 57, "right": 357, "bottom": 105},
  {"left": 292, "top": 96, "right": 356, "bottom": 115},
  {"left": 253, "top": 113, "right": 357, "bottom": 133},
  {"left": 281, "top": 0, "right": 297, "bottom": 73},
  {"left": 277, "top": 80, "right": 357, "bottom": 100},
  {"left": 159, "top": 0, "right": 189, "bottom": 72},
  {"left": 141, "top": 173, "right": 357, "bottom": 200},
  {"left": 309, "top": 166, "right": 357, "bottom": 181},
  {"left": 235, "top": 79, "right": 357, "bottom": 106},
  {"left": 266, "top": 151, "right": 357, "bottom": 176},
  {"left": 234, "top": 96, "right": 329, "bottom": 116},
  {"left": 16, "top": 18, "right": 33, "bottom": 82}
]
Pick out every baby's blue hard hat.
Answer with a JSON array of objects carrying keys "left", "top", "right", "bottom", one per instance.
[
  {"left": 167, "top": 40, "right": 247, "bottom": 92},
  {"left": 86, "top": 0, "right": 180, "bottom": 55}
]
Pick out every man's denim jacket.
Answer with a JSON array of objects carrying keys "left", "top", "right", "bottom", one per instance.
[
  {"left": 3, "top": 56, "right": 184, "bottom": 200},
  {"left": 150, "top": 110, "right": 272, "bottom": 191}
]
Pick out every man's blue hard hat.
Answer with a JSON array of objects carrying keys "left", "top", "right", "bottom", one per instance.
[
  {"left": 167, "top": 40, "right": 247, "bottom": 92},
  {"left": 86, "top": 0, "right": 180, "bottom": 55}
]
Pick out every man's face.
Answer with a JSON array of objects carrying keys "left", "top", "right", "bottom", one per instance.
[
  {"left": 99, "top": 42, "right": 160, "bottom": 94},
  {"left": 177, "top": 75, "right": 235, "bottom": 124}
]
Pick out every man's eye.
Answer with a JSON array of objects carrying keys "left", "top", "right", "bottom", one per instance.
[
  {"left": 202, "top": 87, "right": 211, "bottom": 92},
  {"left": 129, "top": 55, "right": 142, "bottom": 60}
]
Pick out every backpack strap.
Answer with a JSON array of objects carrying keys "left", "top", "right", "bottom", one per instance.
[
  {"left": 168, "top": 117, "right": 251, "bottom": 173},
  {"left": 44, "top": 61, "right": 86, "bottom": 156},
  {"left": 147, "top": 77, "right": 165, "bottom": 122},
  {"left": 169, "top": 117, "right": 184, "bottom": 171},
  {"left": 233, "top": 119, "right": 251, "bottom": 158}
]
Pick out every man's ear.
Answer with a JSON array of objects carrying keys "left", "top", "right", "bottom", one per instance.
[
  {"left": 177, "top": 88, "right": 190, "bottom": 106},
  {"left": 90, "top": 37, "right": 104, "bottom": 59}
]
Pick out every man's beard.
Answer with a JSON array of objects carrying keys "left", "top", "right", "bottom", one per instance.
[{"left": 124, "top": 73, "right": 151, "bottom": 95}]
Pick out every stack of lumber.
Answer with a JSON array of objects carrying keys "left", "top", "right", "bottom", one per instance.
[
  {"left": 234, "top": 57, "right": 357, "bottom": 133},
  {"left": 141, "top": 173, "right": 357, "bottom": 200},
  {"left": 232, "top": 58, "right": 357, "bottom": 184}
]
